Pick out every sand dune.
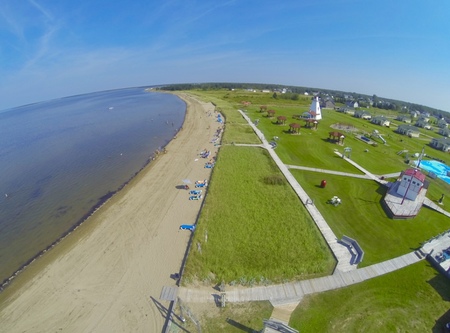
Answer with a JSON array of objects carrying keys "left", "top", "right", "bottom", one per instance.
[{"left": 0, "top": 93, "right": 219, "bottom": 332}]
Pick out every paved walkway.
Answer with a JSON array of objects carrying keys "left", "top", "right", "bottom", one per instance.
[
  {"left": 286, "top": 165, "right": 401, "bottom": 182},
  {"left": 424, "top": 198, "right": 450, "bottom": 218},
  {"left": 333, "top": 151, "right": 389, "bottom": 185},
  {"left": 286, "top": 165, "right": 371, "bottom": 179}
]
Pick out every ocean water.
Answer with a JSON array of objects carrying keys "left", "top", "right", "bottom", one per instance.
[{"left": 0, "top": 88, "right": 185, "bottom": 286}]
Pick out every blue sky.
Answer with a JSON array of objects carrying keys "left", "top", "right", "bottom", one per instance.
[{"left": 1, "top": 0, "right": 450, "bottom": 111}]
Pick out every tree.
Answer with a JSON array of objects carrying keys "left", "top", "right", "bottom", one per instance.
[{"left": 272, "top": 92, "right": 278, "bottom": 99}]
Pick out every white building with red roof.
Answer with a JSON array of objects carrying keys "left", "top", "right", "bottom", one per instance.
[{"left": 396, "top": 168, "right": 426, "bottom": 201}]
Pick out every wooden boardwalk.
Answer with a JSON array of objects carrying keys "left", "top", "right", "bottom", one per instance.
[{"left": 177, "top": 252, "right": 423, "bottom": 303}]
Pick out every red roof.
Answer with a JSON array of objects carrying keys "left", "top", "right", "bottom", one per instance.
[{"left": 403, "top": 169, "right": 425, "bottom": 182}]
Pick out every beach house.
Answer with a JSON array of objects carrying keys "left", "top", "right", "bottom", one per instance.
[
  {"left": 437, "top": 118, "right": 448, "bottom": 129},
  {"left": 415, "top": 119, "right": 432, "bottom": 130},
  {"left": 431, "top": 137, "right": 450, "bottom": 152},
  {"left": 371, "top": 116, "right": 390, "bottom": 127},
  {"left": 396, "top": 124, "right": 420, "bottom": 138},
  {"left": 396, "top": 115, "right": 411, "bottom": 123},
  {"left": 320, "top": 98, "right": 335, "bottom": 109},
  {"left": 354, "top": 110, "right": 372, "bottom": 120},
  {"left": 438, "top": 127, "right": 450, "bottom": 137}
]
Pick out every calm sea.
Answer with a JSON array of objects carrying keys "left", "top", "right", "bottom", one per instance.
[{"left": 0, "top": 88, "right": 185, "bottom": 287}]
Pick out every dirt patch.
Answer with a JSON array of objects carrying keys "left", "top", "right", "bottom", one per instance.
[
  {"left": 170, "top": 301, "right": 273, "bottom": 333},
  {"left": 330, "top": 123, "right": 359, "bottom": 133}
]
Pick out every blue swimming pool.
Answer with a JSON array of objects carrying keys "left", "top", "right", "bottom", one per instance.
[{"left": 414, "top": 159, "right": 450, "bottom": 184}]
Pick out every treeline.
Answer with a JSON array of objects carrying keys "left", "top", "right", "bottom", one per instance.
[
  {"left": 157, "top": 82, "right": 449, "bottom": 117},
  {"left": 158, "top": 82, "right": 295, "bottom": 91}
]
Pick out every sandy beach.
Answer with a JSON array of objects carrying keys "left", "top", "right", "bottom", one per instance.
[{"left": 0, "top": 93, "right": 219, "bottom": 332}]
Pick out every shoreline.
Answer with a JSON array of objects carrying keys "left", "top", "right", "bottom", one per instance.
[
  {"left": 0, "top": 92, "right": 221, "bottom": 332},
  {"left": 0, "top": 127, "right": 182, "bottom": 293}
]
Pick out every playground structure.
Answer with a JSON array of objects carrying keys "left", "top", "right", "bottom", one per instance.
[
  {"left": 397, "top": 149, "right": 409, "bottom": 156},
  {"left": 355, "top": 130, "right": 387, "bottom": 146},
  {"left": 397, "top": 149, "right": 411, "bottom": 164},
  {"left": 371, "top": 129, "right": 387, "bottom": 144}
]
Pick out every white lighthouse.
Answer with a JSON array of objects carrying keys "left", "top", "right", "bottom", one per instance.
[{"left": 309, "top": 96, "right": 322, "bottom": 120}]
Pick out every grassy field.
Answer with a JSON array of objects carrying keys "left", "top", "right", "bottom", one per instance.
[
  {"left": 243, "top": 101, "right": 450, "bottom": 175},
  {"left": 290, "top": 260, "right": 450, "bottom": 333},
  {"left": 291, "top": 170, "right": 449, "bottom": 265},
  {"left": 183, "top": 146, "right": 335, "bottom": 285},
  {"left": 176, "top": 89, "right": 450, "bottom": 332}
]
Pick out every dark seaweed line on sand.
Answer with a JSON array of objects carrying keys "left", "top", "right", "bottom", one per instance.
[{"left": 0, "top": 134, "right": 178, "bottom": 293}]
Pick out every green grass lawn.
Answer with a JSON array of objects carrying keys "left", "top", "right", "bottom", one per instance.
[
  {"left": 183, "top": 146, "right": 335, "bottom": 285},
  {"left": 290, "top": 260, "right": 450, "bottom": 333},
  {"left": 186, "top": 90, "right": 262, "bottom": 144},
  {"left": 175, "top": 89, "right": 450, "bottom": 331},
  {"left": 243, "top": 106, "right": 450, "bottom": 175},
  {"left": 291, "top": 170, "right": 450, "bottom": 265}
]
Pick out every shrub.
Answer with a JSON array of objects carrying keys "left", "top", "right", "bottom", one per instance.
[{"left": 263, "top": 174, "right": 285, "bottom": 185}]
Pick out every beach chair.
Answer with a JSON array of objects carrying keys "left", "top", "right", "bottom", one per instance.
[
  {"left": 189, "top": 194, "right": 202, "bottom": 200},
  {"left": 180, "top": 224, "right": 196, "bottom": 231},
  {"left": 189, "top": 190, "right": 202, "bottom": 195}
]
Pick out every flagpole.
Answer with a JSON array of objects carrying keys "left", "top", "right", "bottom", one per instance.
[{"left": 401, "top": 169, "right": 416, "bottom": 205}]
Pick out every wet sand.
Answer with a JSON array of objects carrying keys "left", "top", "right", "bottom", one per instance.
[{"left": 0, "top": 93, "right": 220, "bottom": 332}]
